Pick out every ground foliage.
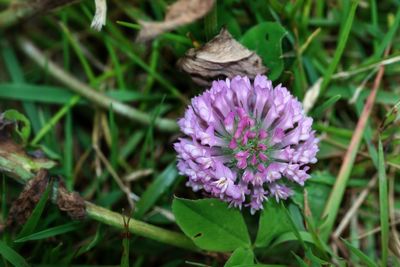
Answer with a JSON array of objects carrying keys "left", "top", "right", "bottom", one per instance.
[{"left": 0, "top": 0, "right": 400, "bottom": 266}]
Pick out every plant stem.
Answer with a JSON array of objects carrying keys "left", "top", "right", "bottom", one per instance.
[
  {"left": 17, "top": 38, "right": 179, "bottom": 133},
  {"left": 0, "top": 0, "right": 81, "bottom": 29},
  {"left": 86, "top": 202, "right": 198, "bottom": 251},
  {"left": 0, "top": 147, "right": 197, "bottom": 251}
]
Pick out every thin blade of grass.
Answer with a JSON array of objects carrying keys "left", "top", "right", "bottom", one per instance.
[
  {"left": 18, "top": 38, "right": 178, "bottom": 133},
  {"left": 64, "top": 111, "right": 74, "bottom": 190},
  {"left": 1, "top": 41, "right": 41, "bottom": 134},
  {"left": 14, "top": 221, "right": 82, "bottom": 243},
  {"left": 31, "top": 95, "right": 81, "bottom": 145},
  {"left": 341, "top": 238, "right": 377, "bottom": 267},
  {"left": 318, "top": 0, "right": 358, "bottom": 97},
  {"left": 0, "top": 241, "right": 29, "bottom": 267},
  {"left": 134, "top": 163, "right": 178, "bottom": 219},
  {"left": 378, "top": 139, "right": 389, "bottom": 266},
  {"left": 312, "top": 94, "right": 341, "bottom": 118},
  {"left": 320, "top": 49, "right": 387, "bottom": 242}
]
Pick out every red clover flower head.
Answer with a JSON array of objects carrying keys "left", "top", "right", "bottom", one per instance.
[{"left": 174, "top": 75, "right": 319, "bottom": 214}]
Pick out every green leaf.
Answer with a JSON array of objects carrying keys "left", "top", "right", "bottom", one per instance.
[
  {"left": 341, "top": 238, "right": 377, "bottom": 267},
  {"left": 14, "top": 221, "right": 82, "bottom": 243},
  {"left": 172, "top": 198, "right": 250, "bottom": 252},
  {"left": 3, "top": 109, "right": 31, "bottom": 144},
  {"left": 135, "top": 163, "right": 178, "bottom": 219},
  {"left": 255, "top": 201, "right": 291, "bottom": 248},
  {"left": 0, "top": 240, "right": 29, "bottom": 267},
  {"left": 269, "top": 231, "right": 315, "bottom": 249},
  {"left": 224, "top": 247, "right": 254, "bottom": 267},
  {"left": 241, "top": 22, "right": 287, "bottom": 81}
]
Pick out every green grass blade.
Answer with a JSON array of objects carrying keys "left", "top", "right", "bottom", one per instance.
[
  {"left": 31, "top": 95, "right": 81, "bottom": 145},
  {"left": 14, "top": 221, "right": 82, "bottom": 243},
  {"left": 341, "top": 238, "right": 377, "bottom": 267},
  {"left": 109, "top": 105, "right": 118, "bottom": 168},
  {"left": 371, "top": 7, "right": 400, "bottom": 61},
  {"left": 105, "top": 39, "right": 126, "bottom": 90},
  {"left": 312, "top": 95, "right": 341, "bottom": 118},
  {"left": 59, "top": 23, "right": 95, "bottom": 84},
  {"left": 134, "top": 163, "right": 178, "bottom": 219},
  {"left": 121, "top": 232, "right": 130, "bottom": 267},
  {"left": 64, "top": 111, "right": 73, "bottom": 190},
  {"left": 0, "top": 240, "right": 29, "bottom": 267},
  {"left": 319, "top": 0, "right": 358, "bottom": 97},
  {"left": 378, "top": 139, "right": 389, "bottom": 266},
  {"left": 1, "top": 41, "right": 41, "bottom": 134}
]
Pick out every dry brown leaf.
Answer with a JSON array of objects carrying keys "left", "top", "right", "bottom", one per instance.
[
  {"left": 56, "top": 178, "right": 86, "bottom": 220},
  {"left": 6, "top": 170, "right": 49, "bottom": 227},
  {"left": 136, "top": 0, "right": 215, "bottom": 42},
  {"left": 177, "top": 28, "right": 267, "bottom": 86}
]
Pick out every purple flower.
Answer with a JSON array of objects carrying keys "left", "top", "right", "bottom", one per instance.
[{"left": 175, "top": 75, "right": 319, "bottom": 214}]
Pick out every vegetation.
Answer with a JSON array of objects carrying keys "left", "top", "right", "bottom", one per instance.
[{"left": 0, "top": 0, "right": 400, "bottom": 266}]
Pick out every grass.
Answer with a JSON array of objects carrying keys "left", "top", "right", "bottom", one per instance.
[{"left": 1, "top": 0, "right": 400, "bottom": 266}]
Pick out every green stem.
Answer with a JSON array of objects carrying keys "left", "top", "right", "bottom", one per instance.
[
  {"left": 319, "top": 0, "right": 358, "bottom": 97},
  {"left": 0, "top": 148, "right": 197, "bottom": 251},
  {"left": 17, "top": 38, "right": 179, "bottom": 133},
  {"left": 86, "top": 202, "right": 198, "bottom": 251}
]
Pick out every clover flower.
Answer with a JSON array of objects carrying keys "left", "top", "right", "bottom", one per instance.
[{"left": 174, "top": 75, "right": 319, "bottom": 214}]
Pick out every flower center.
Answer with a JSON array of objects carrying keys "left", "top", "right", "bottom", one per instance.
[{"left": 226, "top": 108, "right": 270, "bottom": 171}]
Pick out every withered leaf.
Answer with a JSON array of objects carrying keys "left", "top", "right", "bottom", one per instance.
[
  {"left": 7, "top": 170, "right": 49, "bottom": 227},
  {"left": 0, "top": 111, "right": 56, "bottom": 181},
  {"left": 136, "top": 0, "right": 215, "bottom": 42},
  {"left": 177, "top": 28, "right": 267, "bottom": 86},
  {"left": 56, "top": 178, "right": 86, "bottom": 220}
]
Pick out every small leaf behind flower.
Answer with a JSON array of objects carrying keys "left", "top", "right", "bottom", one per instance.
[
  {"left": 255, "top": 201, "right": 292, "bottom": 248},
  {"left": 224, "top": 247, "right": 254, "bottom": 267},
  {"left": 178, "top": 28, "right": 267, "bottom": 86},
  {"left": 241, "top": 22, "right": 287, "bottom": 81}
]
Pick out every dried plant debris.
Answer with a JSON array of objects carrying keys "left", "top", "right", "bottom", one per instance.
[
  {"left": 56, "top": 178, "right": 86, "bottom": 220},
  {"left": 91, "top": 0, "right": 107, "bottom": 31},
  {"left": 177, "top": 28, "right": 267, "bottom": 86},
  {"left": 136, "top": 0, "right": 215, "bottom": 42},
  {"left": 6, "top": 171, "right": 86, "bottom": 227},
  {"left": 7, "top": 170, "right": 49, "bottom": 227}
]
